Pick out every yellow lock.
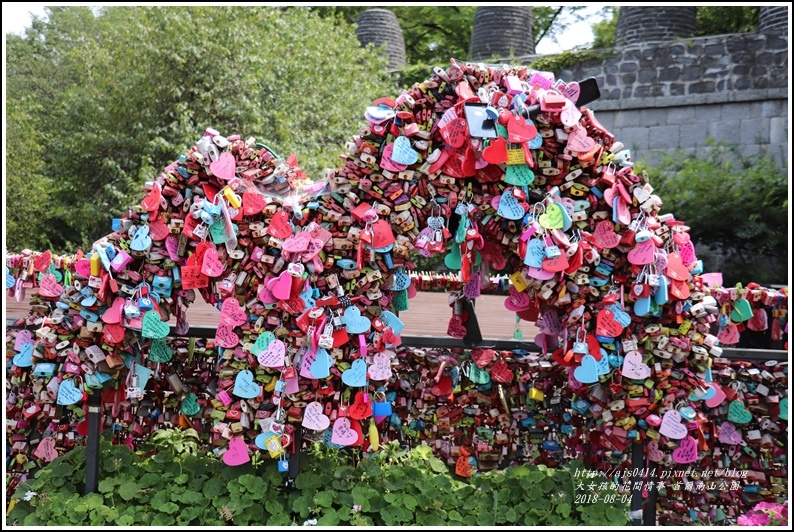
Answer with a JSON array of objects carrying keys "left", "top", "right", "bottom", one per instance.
[
  {"left": 510, "top": 270, "right": 528, "bottom": 292},
  {"left": 89, "top": 253, "right": 102, "bottom": 276},
  {"left": 528, "top": 387, "right": 545, "bottom": 402},
  {"left": 222, "top": 187, "right": 242, "bottom": 209},
  {"left": 264, "top": 434, "right": 284, "bottom": 458},
  {"left": 369, "top": 420, "right": 380, "bottom": 452}
]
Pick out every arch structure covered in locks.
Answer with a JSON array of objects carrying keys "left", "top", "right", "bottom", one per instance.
[{"left": 7, "top": 59, "right": 784, "bottom": 479}]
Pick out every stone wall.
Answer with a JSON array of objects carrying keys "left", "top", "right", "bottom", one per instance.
[{"left": 512, "top": 31, "right": 789, "bottom": 168}]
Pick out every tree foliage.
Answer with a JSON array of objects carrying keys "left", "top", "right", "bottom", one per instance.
[
  {"left": 5, "top": 6, "right": 394, "bottom": 252},
  {"left": 640, "top": 142, "right": 788, "bottom": 286}
]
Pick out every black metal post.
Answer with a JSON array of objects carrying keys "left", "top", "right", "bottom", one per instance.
[
  {"left": 84, "top": 391, "right": 102, "bottom": 495},
  {"left": 629, "top": 441, "right": 644, "bottom": 525},
  {"left": 643, "top": 464, "right": 659, "bottom": 526}
]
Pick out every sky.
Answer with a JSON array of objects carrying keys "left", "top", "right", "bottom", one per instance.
[{"left": 1, "top": 3, "right": 605, "bottom": 55}]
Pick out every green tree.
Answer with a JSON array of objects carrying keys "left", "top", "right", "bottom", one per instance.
[
  {"left": 591, "top": 7, "right": 619, "bottom": 49},
  {"left": 5, "top": 6, "right": 394, "bottom": 253},
  {"left": 640, "top": 142, "right": 788, "bottom": 286}
]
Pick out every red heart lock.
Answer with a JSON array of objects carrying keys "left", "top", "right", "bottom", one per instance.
[
  {"left": 348, "top": 401, "right": 371, "bottom": 421},
  {"left": 267, "top": 210, "right": 293, "bottom": 240},
  {"left": 148, "top": 216, "right": 169, "bottom": 241},
  {"left": 440, "top": 117, "right": 468, "bottom": 148},
  {"left": 553, "top": 347, "right": 576, "bottom": 367},
  {"left": 596, "top": 308, "right": 623, "bottom": 338},
  {"left": 33, "top": 251, "right": 52, "bottom": 272},
  {"left": 517, "top": 306, "right": 539, "bottom": 322},
  {"left": 332, "top": 328, "right": 349, "bottom": 348},
  {"left": 482, "top": 136, "right": 508, "bottom": 164},
  {"left": 506, "top": 114, "right": 537, "bottom": 143},
  {"left": 447, "top": 315, "right": 467, "bottom": 338},
  {"left": 490, "top": 359, "right": 513, "bottom": 384},
  {"left": 541, "top": 253, "right": 569, "bottom": 272},
  {"left": 471, "top": 348, "right": 495, "bottom": 368},
  {"left": 243, "top": 191, "right": 268, "bottom": 216},
  {"left": 431, "top": 376, "right": 453, "bottom": 396},
  {"left": 141, "top": 184, "right": 162, "bottom": 213}
]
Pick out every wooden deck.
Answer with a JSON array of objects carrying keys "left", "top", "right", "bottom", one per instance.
[{"left": 4, "top": 290, "right": 540, "bottom": 340}]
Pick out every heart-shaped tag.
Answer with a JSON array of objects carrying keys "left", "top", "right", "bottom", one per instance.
[
  {"left": 647, "top": 440, "right": 664, "bottom": 462},
  {"left": 504, "top": 287, "right": 531, "bottom": 312},
  {"left": 431, "top": 375, "right": 453, "bottom": 396},
  {"left": 233, "top": 369, "right": 260, "bottom": 399},
  {"left": 369, "top": 352, "right": 393, "bottom": 380},
  {"left": 309, "top": 348, "right": 334, "bottom": 379},
  {"left": 242, "top": 190, "right": 267, "bottom": 217},
  {"left": 566, "top": 127, "right": 595, "bottom": 152},
  {"left": 57, "top": 379, "right": 83, "bottom": 405},
  {"left": 440, "top": 117, "right": 468, "bottom": 148},
  {"left": 149, "top": 337, "right": 173, "bottom": 362},
  {"left": 463, "top": 274, "right": 481, "bottom": 299},
  {"left": 560, "top": 103, "right": 582, "bottom": 128},
  {"left": 253, "top": 331, "right": 276, "bottom": 355},
  {"left": 730, "top": 298, "right": 753, "bottom": 322},
  {"left": 506, "top": 114, "right": 537, "bottom": 143},
  {"left": 148, "top": 216, "right": 169, "bottom": 241},
  {"left": 210, "top": 151, "right": 236, "bottom": 181},
  {"left": 621, "top": 351, "right": 651, "bottom": 379},
  {"left": 659, "top": 410, "right": 688, "bottom": 439},
  {"left": 257, "top": 280, "right": 278, "bottom": 305},
  {"left": 538, "top": 308, "right": 562, "bottom": 336},
  {"left": 331, "top": 417, "right": 359, "bottom": 446},
  {"left": 341, "top": 358, "right": 367, "bottom": 387},
  {"left": 220, "top": 298, "right": 247, "bottom": 327},
  {"left": 222, "top": 437, "right": 251, "bottom": 466},
  {"left": 455, "top": 455, "right": 475, "bottom": 477},
  {"left": 523, "top": 238, "right": 546, "bottom": 268},
  {"left": 562, "top": 81, "right": 581, "bottom": 104},
  {"left": 627, "top": 239, "right": 656, "bottom": 265},
  {"left": 672, "top": 436, "right": 698, "bottom": 464},
  {"left": 482, "top": 136, "right": 508, "bottom": 164},
  {"left": 504, "top": 165, "right": 535, "bottom": 186},
  {"left": 447, "top": 314, "right": 467, "bottom": 338},
  {"left": 101, "top": 298, "right": 125, "bottom": 324},
  {"left": 214, "top": 324, "right": 239, "bottom": 348},
  {"left": 348, "top": 400, "right": 371, "bottom": 421},
  {"left": 12, "top": 343, "right": 34, "bottom": 368},
  {"left": 391, "top": 136, "right": 419, "bottom": 165},
  {"left": 142, "top": 310, "right": 169, "bottom": 339},
  {"left": 343, "top": 306, "right": 371, "bottom": 334},
  {"left": 704, "top": 383, "right": 727, "bottom": 408},
  {"left": 490, "top": 359, "right": 514, "bottom": 384},
  {"left": 541, "top": 253, "right": 569, "bottom": 272},
  {"left": 389, "top": 269, "right": 411, "bottom": 292},
  {"left": 269, "top": 271, "right": 293, "bottom": 300},
  {"left": 497, "top": 192, "right": 524, "bottom": 220},
  {"left": 573, "top": 355, "right": 599, "bottom": 384},
  {"left": 201, "top": 246, "right": 225, "bottom": 277},
  {"left": 33, "top": 251, "right": 52, "bottom": 272},
  {"left": 718, "top": 422, "right": 743, "bottom": 445},
  {"left": 595, "top": 308, "right": 623, "bottom": 337},
  {"left": 665, "top": 252, "right": 689, "bottom": 281},
  {"left": 746, "top": 308, "right": 768, "bottom": 331},
  {"left": 379, "top": 143, "right": 408, "bottom": 172},
  {"left": 282, "top": 232, "right": 312, "bottom": 254},
  {"left": 539, "top": 203, "right": 564, "bottom": 229},
  {"left": 75, "top": 259, "right": 91, "bottom": 278},
  {"left": 727, "top": 400, "right": 752, "bottom": 424},
  {"left": 779, "top": 398, "right": 788, "bottom": 421},
  {"left": 33, "top": 437, "right": 59, "bottom": 462},
  {"left": 379, "top": 311, "right": 404, "bottom": 336},
  {"left": 302, "top": 401, "right": 331, "bottom": 431},
  {"left": 39, "top": 273, "right": 64, "bottom": 298},
  {"left": 266, "top": 210, "right": 293, "bottom": 239},
  {"left": 103, "top": 323, "right": 126, "bottom": 345},
  {"left": 717, "top": 324, "right": 740, "bottom": 345},
  {"left": 595, "top": 354, "right": 610, "bottom": 375},
  {"left": 471, "top": 348, "right": 495, "bottom": 368},
  {"left": 130, "top": 224, "right": 153, "bottom": 252},
  {"left": 257, "top": 339, "right": 286, "bottom": 368},
  {"left": 14, "top": 330, "right": 33, "bottom": 351},
  {"left": 594, "top": 220, "right": 621, "bottom": 249}
]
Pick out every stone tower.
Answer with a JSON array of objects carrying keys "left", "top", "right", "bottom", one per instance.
[
  {"left": 469, "top": 6, "right": 534, "bottom": 61},
  {"left": 758, "top": 6, "right": 788, "bottom": 33},
  {"left": 615, "top": 6, "right": 697, "bottom": 45},
  {"left": 354, "top": 9, "right": 406, "bottom": 71}
]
